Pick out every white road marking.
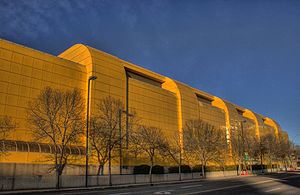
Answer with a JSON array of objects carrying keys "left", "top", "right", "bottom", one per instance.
[
  {"left": 265, "top": 188, "right": 281, "bottom": 192},
  {"left": 153, "top": 191, "right": 171, "bottom": 194},
  {"left": 184, "top": 179, "right": 283, "bottom": 194},
  {"left": 153, "top": 190, "right": 174, "bottom": 194},
  {"left": 180, "top": 184, "right": 203, "bottom": 189},
  {"left": 109, "top": 193, "right": 132, "bottom": 195}
]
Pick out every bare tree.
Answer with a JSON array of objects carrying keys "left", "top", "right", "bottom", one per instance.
[
  {"left": 89, "top": 96, "right": 132, "bottom": 185},
  {"left": 161, "top": 133, "right": 183, "bottom": 180},
  {"left": 90, "top": 96, "right": 138, "bottom": 184},
  {"left": 0, "top": 116, "right": 16, "bottom": 155},
  {"left": 244, "top": 135, "right": 259, "bottom": 173},
  {"left": 263, "top": 134, "right": 277, "bottom": 172},
  {"left": 90, "top": 119, "right": 110, "bottom": 176},
  {"left": 27, "top": 87, "right": 85, "bottom": 189},
  {"left": 130, "top": 125, "right": 166, "bottom": 183},
  {"left": 183, "top": 119, "right": 225, "bottom": 178},
  {"left": 253, "top": 136, "right": 268, "bottom": 173},
  {"left": 276, "top": 136, "right": 293, "bottom": 171},
  {"left": 230, "top": 122, "right": 253, "bottom": 175},
  {"left": 214, "top": 141, "right": 229, "bottom": 174}
]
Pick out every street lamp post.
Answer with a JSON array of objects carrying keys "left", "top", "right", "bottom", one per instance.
[
  {"left": 119, "top": 109, "right": 123, "bottom": 175},
  {"left": 259, "top": 126, "right": 265, "bottom": 174},
  {"left": 119, "top": 109, "right": 133, "bottom": 175},
  {"left": 239, "top": 120, "right": 246, "bottom": 175},
  {"left": 85, "top": 75, "right": 97, "bottom": 187}
]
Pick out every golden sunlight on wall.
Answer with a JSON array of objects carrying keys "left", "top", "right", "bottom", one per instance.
[
  {"left": 1, "top": 39, "right": 283, "bottom": 166},
  {"left": 128, "top": 77, "right": 178, "bottom": 136},
  {"left": 0, "top": 39, "right": 86, "bottom": 142}
]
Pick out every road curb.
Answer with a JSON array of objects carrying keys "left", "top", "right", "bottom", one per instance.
[
  {"left": 1, "top": 174, "right": 261, "bottom": 194},
  {"left": 0, "top": 178, "right": 205, "bottom": 194}
]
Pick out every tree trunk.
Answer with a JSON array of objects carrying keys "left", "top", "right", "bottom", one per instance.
[
  {"left": 179, "top": 151, "right": 182, "bottom": 181},
  {"left": 270, "top": 159, "right": 273, "bottom": 173},
  {"left": 56, "top": 164, "right": 63, "bottom": 189},
  {"left": 285, "top": 161, "right": 287, "bottom": 172},
  {"left": 55, "top": 153, "right": 59, "bottom": 189},
  {"left": 238, "top": 162, "right": 242, "bottom": 176},
  {"left": 149, "top": 157, "right": 153, "bottom": 184},
  {"left": 108, "top": 149, "right": 112, "bottom": 186},
  {"left": 56, "top": 169, "right": 60, "bottom": 189},
  {"left": 98, "top": 164, "right": 104, "bottom": 175},
  {"left": 260, "top": 153, "right": 264, "bottom": 173},
  {"left": 178, "top": 164, "right": 182, "bottom": 181},
  {"left": 201, "top": 164, "right": 205, "bottom": 178}
]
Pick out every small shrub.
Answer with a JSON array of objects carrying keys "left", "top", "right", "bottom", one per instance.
[
  {"left": 181, "top": 165, "right": 192, "bottom": 173},
  {"left": 168, "top": 166, "right": 179, "bottom": 173},
  {"left": 224, "top": 165, "right": 238, "bottom": 171},
  {"left": 205, "top": 166, "right": 220, "bottom": 172},
  {"left": 251, "top": 164, "right": 268, "bottom": 171},
  {"left": 133, "top": 165, "right": 150, "bottom": 174},
  {"left": 152, "top": 165, "right": 164, "bottom": 174},
  {"left": 192, "top": 165, "right": 203, "bottom": 172},
  {"left": 168, "top": 165, "right": 191, "bottom": 173}
]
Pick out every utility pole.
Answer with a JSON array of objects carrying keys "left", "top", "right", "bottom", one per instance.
[
  {"left": 119, "top": 109, "right": 123, "bottom": 175},
  {"left": 241, "top": 121, "right": 245, "bottom": 170},
  {"left": 125, "top": 73, "right": 129, "bottom": 149},
  {"left": 260, "top": 141, "right": 264, "bottom": 173},
  {"left": 85, "top": 75, "right": 97, "bottom": 187},
  {"left": 239, "top": 120, "right": 246, "bottom": 175}
]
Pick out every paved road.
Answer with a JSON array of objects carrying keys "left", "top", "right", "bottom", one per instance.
[{"left": 25, "top": 173, "right": 300, "bottom": 195}]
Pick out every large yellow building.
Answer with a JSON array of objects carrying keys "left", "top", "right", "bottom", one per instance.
[{"left": 0, "top": 39, "right": 286, "bottom": 168}]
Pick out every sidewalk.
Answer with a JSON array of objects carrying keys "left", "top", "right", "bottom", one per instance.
[
  {"left": 0, "top": 173, "right": 258, "bottom": 194},
  {"left": 0, "top": 178, "right": 204, "bottom": 195}
]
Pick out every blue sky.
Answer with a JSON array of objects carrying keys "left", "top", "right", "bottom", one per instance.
[{"left": 1, "top": 0, "right": 300, "bottom": 143}]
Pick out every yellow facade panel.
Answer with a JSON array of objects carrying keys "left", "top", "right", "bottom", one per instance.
[
  {"left": 32, "top": 59, "right": 44, "bottom": 70},
  {"left": 9, "top": 74, "right": 21, "bottom": 86},
  {"left": 7, "top": 82, "right": 20, "bottom": 96},
  {"left": 20, "top": 75, "right": 32, "bottom": 87},
  {"left": 18, "top": 86, "right": 30, "bottom": 98},
  {"left": 21, "top": 65, "right": 33, "bottom": 77},
  {"left": 0, "top": 104, "right": 5, "bottom": 114},
  {"left": 6, "top": 94, "right": 19, "bottom": 107},
  {"left": 0, "top": 92, "right": 7, "bottom": 105},
  {"left": 0, "top": 58, "right": 11, "bottom": 72},
  {"left": 0, "top": 80, "right": 8, "bottom": 93},
  {"left": 22, "top": 55, "right": 34, "bottom": 66},
  {"left": 11, "top": 52, "right": 23, "bottom": 64},
  {"left": 31, "top": 68, "right": 43, "bottom": 80},
  {"left": 0, "top": 48, "right": 13, "bottom": 60},
  {"left": 10, "top": 62, "right": 22, "bottom": 74}
]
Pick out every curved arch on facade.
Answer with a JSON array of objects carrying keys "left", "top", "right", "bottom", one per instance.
[
  {"left": 59, "top": 43, "right": 94, "bottom": 76},
  {"left": 243, "top": 109, "right": 260, "bottom": 138},
  {"left": 273, "top": 120, "right": 283, "bottom": 135},
  {"left": 263, "top": 117, "right": 279, "bottom": 138},
  {"left": 162, "top": 78, "right": 183, "bottom": 135},
  {"left": 59, "top": 44, "right": 95, "bottom": 146},
  {"left": 169, "top": 80, "right": 199, "bottom": 124},
  {"left": 212, "top": 97, "right": 231, "bottom": 143}
]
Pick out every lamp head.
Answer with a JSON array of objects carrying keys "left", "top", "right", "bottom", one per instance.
[{"left": 89, "top": 76, "right": 97, "bottom": 81}]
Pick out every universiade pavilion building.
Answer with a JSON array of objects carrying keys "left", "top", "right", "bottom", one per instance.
[{"left": 0, "top": 39, "right": 288, "bottom": 174}]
